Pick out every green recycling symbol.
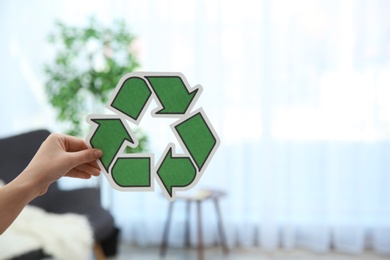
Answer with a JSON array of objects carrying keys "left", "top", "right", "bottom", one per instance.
[{"left": 86, "top": 72, "right": 220, "bottom": 201}]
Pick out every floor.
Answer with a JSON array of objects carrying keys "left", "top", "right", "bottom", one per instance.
[{"left": 108, "top": 244, "right": 389, "bottom": 260}]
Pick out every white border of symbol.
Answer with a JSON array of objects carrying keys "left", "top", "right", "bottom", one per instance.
[{"left": 85, "top": 72, "right": 220, "bottom": 200}]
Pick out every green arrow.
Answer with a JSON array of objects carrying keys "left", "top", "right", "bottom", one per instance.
[
  {"left": 157, "top": 147, "right": 197, "bottom": 198},
  {"left": 111, "top": 157, "right": 151, "bottom": 187},
  {"left": 110, "top": 77, "right": 152, "bottom": 121},
  {"left": 89, "top": 118, "right": 134, "bottom": 173},
  {"left": 175, "top": 112, "right": 217, "bottom": 171},
  {"left": 146, "top": 76, "right": 198, "bottom": 114}
]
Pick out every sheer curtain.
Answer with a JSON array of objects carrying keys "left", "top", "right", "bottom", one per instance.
[{"left": 1, "top": 0, "right": 390, "bottom": 255}]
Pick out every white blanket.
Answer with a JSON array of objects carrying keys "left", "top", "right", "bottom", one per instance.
[{"left": 0, "top": 183, "right": 93, "bottom": 260}]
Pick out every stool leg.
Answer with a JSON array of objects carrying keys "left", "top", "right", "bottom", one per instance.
[
  {"left": 197, "top": 201, "right": 204, "bottom": 260},
  {"left": 160, "top": 201, "right": 174, "bottom": 257},
  {"left": 213, "top": 198, "right": 229, "bottom": 254},
  {"left": 184, "top": 201, "right": 191, "bottom": 248}
]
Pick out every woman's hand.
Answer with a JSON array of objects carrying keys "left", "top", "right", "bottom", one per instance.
[{"left": 0, "top": 133, "right": 102, "bottom": 234}]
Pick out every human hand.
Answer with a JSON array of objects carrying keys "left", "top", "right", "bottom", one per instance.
[
  {"left": 21, "top": 133, "right": 102, "bottom": 196},
  {"left": 0, "top": 133, "right": 102, "bottom": 234}
]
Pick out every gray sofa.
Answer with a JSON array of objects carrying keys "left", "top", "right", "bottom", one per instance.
[{"left": 0, "top": 129, "right": 119, "bottom": 259}]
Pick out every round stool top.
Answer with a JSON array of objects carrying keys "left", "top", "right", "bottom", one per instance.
[{"left": 175, "top": 189, "right": 226, "bottom": 201}]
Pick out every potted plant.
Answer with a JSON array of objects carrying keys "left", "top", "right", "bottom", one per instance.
[{"left": 44, "top": 17, "right": 147, "bottom": 152}]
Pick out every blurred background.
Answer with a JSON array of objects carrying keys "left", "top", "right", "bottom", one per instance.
[{"left": 1, "top": 0, "right": 390, "bottom": 258}]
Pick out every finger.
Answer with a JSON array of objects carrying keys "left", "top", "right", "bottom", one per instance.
[
  {"left": 87, "top": 160, "right": 100, "bottom": 170},
  {"left": 74, "top": 163, "right": 101, "bottom": 176},
  {"left": 66, "top": 169, "right": 93, "bottom": 179},
  {"left": 61, "top": 135, "right": 89, "bottom": 151},
  {"left": 69, "top": 149, "right": 103, "bottom": 167},
  {"left": 80, "top": 161, "right": 100, "bottom": 171}
]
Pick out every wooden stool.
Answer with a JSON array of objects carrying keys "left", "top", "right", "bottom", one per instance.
[{"left": 160, "top": 189, "right": 229, "bottom": 260}]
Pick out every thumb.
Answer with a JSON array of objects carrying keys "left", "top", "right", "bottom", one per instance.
[{"left": 69, "top": 148, "right": 103, "bottom": 166}]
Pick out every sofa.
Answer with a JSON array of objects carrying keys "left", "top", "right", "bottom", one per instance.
[{"left": 0, "top": 129, "right": 119, "bottom": 259}]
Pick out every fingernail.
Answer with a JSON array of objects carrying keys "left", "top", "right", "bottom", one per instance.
[{"left": 94, "top": 149, "right": 103, "bottom": 158}]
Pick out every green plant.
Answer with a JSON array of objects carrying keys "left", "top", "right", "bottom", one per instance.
[{"left": 45, "top": 17, "right": 138, "bottom": 135}]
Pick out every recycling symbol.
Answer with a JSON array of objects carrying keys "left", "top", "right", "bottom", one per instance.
[{"left": 86, "top": 72, "right": 220, "bottom": 201}]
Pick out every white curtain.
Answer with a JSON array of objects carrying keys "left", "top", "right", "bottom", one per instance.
[{"left": 1, "top": 0, "right": 390, "bottom": 255}]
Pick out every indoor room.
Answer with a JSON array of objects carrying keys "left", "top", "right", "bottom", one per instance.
[{"left": 0, "top": 0, "right": 390, "bottom": 259}]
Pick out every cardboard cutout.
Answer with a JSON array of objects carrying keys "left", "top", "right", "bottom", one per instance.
[{"left": 86, "top": 72, "right": 220, "bottom": 201}]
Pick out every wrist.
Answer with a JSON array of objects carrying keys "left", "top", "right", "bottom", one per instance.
[{"left": 16, "top": 168, "right": 51, "bottom": 199}]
